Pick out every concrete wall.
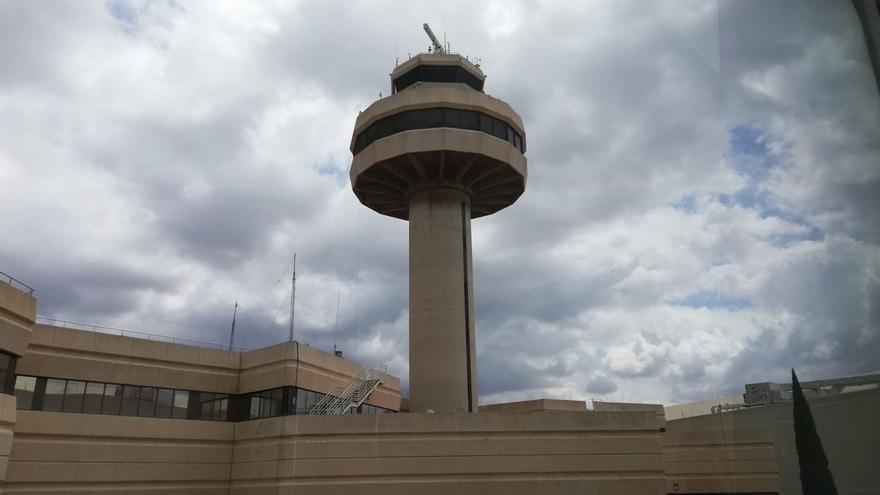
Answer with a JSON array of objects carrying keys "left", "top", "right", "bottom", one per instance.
[
  {"left": 0, "top": 395, "right": 15, "bottom": 481},
  {"left": 2, "top": 325, "right": 401, "bottom": 492},
  {"left": 0, "top": 281, "right": 37, "bottom": 482},
  {"left": 4, "top": 411, "right": 234, "bottom": 494},
  {"left": 229, "top": 411, "right": 665, "bottom": 495},
  {"left": 0, "top": 283, "right": 36, "bottom": 358},
  {"left": 16, "top": 326, "right": 400, "bottom": 410},
  {"left": 666, "top": 388, "right": 880, "bottom": 494},
  {"left": 664, "top": 426, "right": 780, "bottom": 494},
  {"left": 20, "top": 325, "right": 241, "bottom": 393},
  {"left": 480, "top": 398, "right": 587, "bottom": 413}
]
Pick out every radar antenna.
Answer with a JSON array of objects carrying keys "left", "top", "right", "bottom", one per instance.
[{"left": 423, "top": 23, "right": 445, "bottom": 54}]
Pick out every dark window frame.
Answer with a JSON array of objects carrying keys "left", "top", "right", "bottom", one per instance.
[{"left": 353, "top": 107, "right": 525, "bottom": 155}]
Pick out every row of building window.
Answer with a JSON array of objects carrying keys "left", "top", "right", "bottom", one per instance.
[
  {"left": 14, "top": 375, "right": 391, "bottom": 421},
  {"left": 353, "top": 107, "right": 525, "bottom": 155},
  {"left": 392, "top": 65, "right": 485, "bottom": 93}
]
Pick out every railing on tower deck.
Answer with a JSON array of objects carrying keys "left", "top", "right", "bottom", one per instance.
[
  {"left": 1, "top": 271, "right": 34, "bottom": 295},
  {"left": 35, "top": 316, "right": 246, "bottom": 352}
]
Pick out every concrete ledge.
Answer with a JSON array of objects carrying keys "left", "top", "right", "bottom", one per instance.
[
  {"left": 230, "top": 411, "right": 665, "bottom": 494},
  {"left": 0, "top": 284, "right": 36, "bottom": 325}
]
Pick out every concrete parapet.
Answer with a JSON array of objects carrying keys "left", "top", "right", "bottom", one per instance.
[
  {"left": 480, "top": 398, "right": 587, "bottom": 413},
  {"left": 230, "top": 411, "right": 665, "bottom": 494},
  {"left": 4, "top": 411, "right": 235, "bottom": 494}
]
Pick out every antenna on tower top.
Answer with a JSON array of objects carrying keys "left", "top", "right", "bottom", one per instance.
[
  {"left": 423, "top": 23, "right": 445, "bottom": 54},
  {"left": 288, "top": 253, "right": 296, "bottom": 342},
  {"left": 229, "top": 301, "right": 238, "bottom": 350}
]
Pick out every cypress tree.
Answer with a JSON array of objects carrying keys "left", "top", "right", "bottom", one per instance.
[{"left": 792, "top": 368, "right": 838, "bottom": 495}]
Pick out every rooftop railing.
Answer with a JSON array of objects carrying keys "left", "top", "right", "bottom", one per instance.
[
  {"left": 1, "top": 271, "right": 34, "bottom": 295},
  {"left": 35, "top": 316, "right": 245, "bottom": 352}
]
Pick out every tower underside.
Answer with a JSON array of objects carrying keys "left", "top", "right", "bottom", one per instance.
[{"left": 353, "top": 149, "right": 525, "bottom": 220}]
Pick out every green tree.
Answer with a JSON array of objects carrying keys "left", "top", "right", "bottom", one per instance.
[{"left": 792, "top": 368, "right": 838, "bottom": 495}]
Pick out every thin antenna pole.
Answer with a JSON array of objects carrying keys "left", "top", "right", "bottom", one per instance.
[
  {"left": 229, "top": 301, "right": 238, "bottom": 350},
  {"left": 288, "top": 253, "right": 296, "bottom": 342},
  {"left": 334, "top": 290, "right": 340, "bottom": 333}
]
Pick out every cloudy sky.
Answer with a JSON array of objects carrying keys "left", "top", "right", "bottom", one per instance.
[{"left": 1, "top": 0, "right": 878, "bottom": 406}]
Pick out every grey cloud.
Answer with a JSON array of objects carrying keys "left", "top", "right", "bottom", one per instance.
[{"left": 585, "top": 375, "right": 617, "bottom": 395}]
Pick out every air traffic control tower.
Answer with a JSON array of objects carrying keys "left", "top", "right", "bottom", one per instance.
[{"left": 349, "top": 25, "right": 527, "bottom": 414}]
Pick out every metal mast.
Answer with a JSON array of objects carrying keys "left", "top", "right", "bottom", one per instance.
[
  {"left": 288, "top": 253, "right": 296, "bottom": 342},
  {"left": 229, "top": 301, "right": 238, "bottom": 350}
]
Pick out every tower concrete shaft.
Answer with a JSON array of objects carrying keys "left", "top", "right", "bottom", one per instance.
[
  {"left": 409, "top": 188, "right": 477, "bottom": 413},
  {"left": 349, "top": 47, "right": 527, "bottom": 414}
]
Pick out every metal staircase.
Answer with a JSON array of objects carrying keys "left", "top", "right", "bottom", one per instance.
[{"left": 309, "top": 364, "right": 384, "bottom": 415}]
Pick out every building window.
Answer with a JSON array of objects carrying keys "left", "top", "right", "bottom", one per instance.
[
  {"left": 155, "top": 388, "right": 173, "bottom": 418},
  {"left": 120, "top": 385, "right": 140, "bottom": 416},
  {"left": 353, "top": 107, "right": 525, "bottom": 156},
  {"left": 102, "top": 383, "right": 123, "bottom": 415},
  {"left": 11, "top": 375, "right": 393, "bottom": 420},
  {"left": 137, "top": 386, "right": 156, "bottom": 417},
  {"left": 392, "top": 65, "right": 485, "bottom": 93},
  {"left": 0, "top": 352, "right": 18, "bottom": 395},
  {"left": 172, "top": 390, "right": 189, "bottom": 419},
  {"left": 62, "top": 380, "right": 85, "bottom": 413},
  {"left": 14, "top": 375, "right": 36, "bottom": 409},
  {"left": 83, "top": 382, "right": 104, "bottom": 414},
  {"left": 43, "top": 378, "right": 66, "bottom": 412}
]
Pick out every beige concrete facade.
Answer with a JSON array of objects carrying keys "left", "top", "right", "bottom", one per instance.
[
  {"left": 666, "top": 387, "right": 880, "bottom": 494},
  {"left": 480, "top": 398, "right": 588, "bottom": 413},
  {"left": 18, "top": 325, "right": 400, "bottom": 409},
  {"left": 0, "top": 281, "right": 37, "bottom": 483},
  {"left": 664, "top": 427, "right": 779, "bottom": 494},
  {"left": 6, "top": 411, "right": 235, "bottom": 494},
  {"left": 229, "top": 411, "right": 665, "bottom": 495},
  {"left": 0, "top": 283, "right": 36, "bottom": 358}
]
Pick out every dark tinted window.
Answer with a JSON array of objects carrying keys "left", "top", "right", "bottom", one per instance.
[
  {"left": 0, "top": 353, "right": 16, "bottom": 394},
  {"left": 376, "top": 118, "right": 392, "bottom": 139},
  {"left": 83, "top": 382, "right": 104, "bottom": 414},
  {"left": 404, "top": 110, "right": 425, "bottom": 130},
  {"left": 156, "top": 388, "right": 173, "bottom": 418},
  {"left": 422, "top": 65, "right": 457, "bottom": 83},
  {"left": 120, "top": 385, "right": 140, "bottom": 416},
  {"left": 62, "top": 380, "right": 85, "bottom": 413},
  {"left": 444, "top": 108, "right": 462, "bottom": 128},
  {"left": 392, "top": 65, "right": 484, "bottom": 93},
  {"left": 426, "top": 108, "right": 443, "bottom": 126},
  {"left": 479, "top": 113, "right": 494, "bottom": 134},
  {"left": 461, "top": 110, "right": 479, "bottom": 130},
  {"left": 103, "top": 384, "right": 122, "bottom": 414},
  {"left": 137, "top": 386, "right": 156, "bottom": 417},
  {"left": 493, "top": 118, "right": 508, "bottom": 139},
  {"left": 351, "top": 107, "right": 524, "bottom": 155}
]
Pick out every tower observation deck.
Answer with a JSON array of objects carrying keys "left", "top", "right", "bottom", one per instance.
[{"left": 349, "top": 26, "right": 527, "bottom": 413}]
